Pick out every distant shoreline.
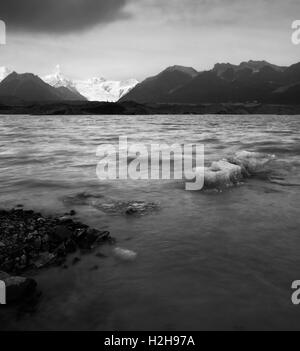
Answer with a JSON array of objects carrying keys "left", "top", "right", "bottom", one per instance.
[{"left": 0, "top": 101, "right": 300, "bottom": 115}]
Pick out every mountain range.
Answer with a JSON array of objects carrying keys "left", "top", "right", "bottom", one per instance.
[
  {"left": 0, "top": 60, "right": 299, "bottom": 105},
  {"left": 0, "top": 65, "right": 139, "bottom": 103},
  {"left": 120, "top": 60, "right": 300, "bottom": 104}
]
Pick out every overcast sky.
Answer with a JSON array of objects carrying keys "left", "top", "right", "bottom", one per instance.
[{"left": 0, "top": 0, "right": 299, "bottom": 80}]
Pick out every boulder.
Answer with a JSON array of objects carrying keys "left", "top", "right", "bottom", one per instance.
[
  {"left": 0, "top": 271, "right": 37, "bottom": 303},
  {"left": 51, "top": 225, "right": 73, "bottom": 243}
]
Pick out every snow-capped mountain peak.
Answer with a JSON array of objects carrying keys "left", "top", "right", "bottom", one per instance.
[
  {"left": 43, "top": 66, "right": 139, "bottom": 102},
  {"left": 74, "top": 78, "right": 139, "bottom": 102},
  {"left": 0, "top": 66, "right": 12, "bottom": 82},
  {"left": 43, "top": 65, "right": 77, "bottom": 92},
  {"left": 87, "top": 77, "right": 107, "bottom": 84}
]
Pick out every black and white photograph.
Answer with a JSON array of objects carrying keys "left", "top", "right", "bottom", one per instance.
[{"left": 0, "top": 0, "right": 300, "bottom": 334}]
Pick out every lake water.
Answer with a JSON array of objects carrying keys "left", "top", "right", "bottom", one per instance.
[{"left": 0, "top": 114, "right": 300, "bottom": 330}]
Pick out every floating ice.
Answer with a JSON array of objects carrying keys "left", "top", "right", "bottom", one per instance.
[
  {"left": 113, "top": 247, "right": 137, "bottom": 261},
  {"left": 193, "top": 151, "right": 276, "bottom": 190},
  {"left": 228, "top": 151, "right": 275, "bottom": 175},
  {"left": 194, "top": 160, "right": 243, "bottom": 189}
]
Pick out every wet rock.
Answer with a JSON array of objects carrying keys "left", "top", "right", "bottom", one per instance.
[
  {"left": 20, "top": 254, "right": 27, "bottom": 266},
  {"left": 34, "top": 253, "right": 56, "bottom": 269},
  {"left": 76, "top": 229, "right": 110, "bottom": 250},
  {"left": 65, "top": 239, "right": 77, "bottom": 253},
  {"left": 52, "top": 225, "right": 73, "bottom": 243},
  {"left": 55, "top": 256, "right": 66, "bottom": 266},
  {"left": 58, "top": 216, "right": 73, "bottom": 225},
  {"left": 0, "top": 271, "right": 37, "bottom": 303},
  {"left": 126, "top": 206, "right": 138, "bottom": 215},
  {"left": 95, "top": 252, "right": 107, "bottom": 259},
  {"left": 34, "top": 236, "right": 42, "bottom": 250},
  {"left": 0, "top": 271, "right": 9, "bottom": 280},
  {"left": 65, "top": 193, "right": 160, "bottom": 217},
  {"left": 54, "top": 243, "right": 67, "bottom": 257},
  {"left": 0, "top": 208, "right": 114, "bottom": 274},
  {"left": 72, "top": 257, "right": 81, "bottom": 265}
]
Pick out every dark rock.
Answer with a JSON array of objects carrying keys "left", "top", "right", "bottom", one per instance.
[
  {"left": 74, "top": 228, "right": 87, "bottom": 240},
  {"left": 0, "top": 208, "right": 114, "bottom": 274},
  {"left": 34, "top": 252, "right": 56, "bottom": 269},
  {"left": 0, "top": 271, "right": 37, "bottom": 303},
  {"left": 55, "top": 256, "right": 66, "bottom": 266},
  {"left": 51, "top": 225, "right": 73, "bottom": 243},
  {"left": 95, "top": 252, "right": 107, "bottom": 259},
  {"left": 58, "top": 216, "right": 73, "bottom": 225},
  {"left": 94, "top": 231, "right": 110, "bottom": 243},
  {"left": 20, "top": 254, "right": 27, "bottom": 266},
  {"left": 54, "top": 243, "right": 67, "bottom": 257},
  {"left": 76, "top": 229, "right": 110, "bottom": 250},
  {"left": 34, "top": 236, "right": 42, "bottom": 250},
  {"left": 1, "top": 260, "right": 14, "bottom": 272},
  {"left": 72, "top": 257, "right": 81, "bottom": 265},
  {"left": 65, "top": 239, "right": 77, "bottom": 253},
  {"left": 126, "top": 206, "right": 138, "bottom": 215}
]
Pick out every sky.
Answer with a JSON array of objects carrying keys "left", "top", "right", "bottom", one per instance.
[{"left": 0, "top": 0, "right": 299, "bottom": 81}]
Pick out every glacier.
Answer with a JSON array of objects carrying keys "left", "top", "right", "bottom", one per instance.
[{"left": 43, "top": 65, "right": 138, "bottom": 102}]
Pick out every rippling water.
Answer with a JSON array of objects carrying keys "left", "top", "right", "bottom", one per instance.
[{"left": 0, "top": 114, "right": 300, "bottom": 330}]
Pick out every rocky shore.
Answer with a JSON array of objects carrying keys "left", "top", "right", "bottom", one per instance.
[
  {"left": 1, "top": 101, "right": 300, "bottom": 115},
  {"left": 0, "top": 207, "right": 115, "bottom": 304}
]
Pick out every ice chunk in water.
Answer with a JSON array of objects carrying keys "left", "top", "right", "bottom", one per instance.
[
  {"left": 113, "top": 247, "right": 137, "bottom": 261},
  {"left": 229, "top": 151, "right": 275, "bottom": 175},
  {"left": 192, "top": 151, "right": 276, "bottom": 190},
  {"left": 200, "top": 160, "right": 243, "bottom": 188}
]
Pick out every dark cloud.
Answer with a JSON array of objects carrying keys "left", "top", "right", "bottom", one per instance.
[
  {"left": 130, "top": 0, "right": 300, "bottom": 27},
  {"left": 0, "top": 0, "right": 130, "bottom": 33}
]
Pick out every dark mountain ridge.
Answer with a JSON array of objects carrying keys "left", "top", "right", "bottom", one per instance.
[
  {"left": 120, "top": 60, "right": 300, "bottom": 104},
  {"left": 0, "top": 72, "right": 87, "bottom": 102},
  {"left": 119, "top": 65, "right": 199, "bottom": 103}
]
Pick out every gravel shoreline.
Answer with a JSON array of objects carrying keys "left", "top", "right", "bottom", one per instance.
[{"left": 0, "top": 207, "right": 115, "bottom": 305}]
